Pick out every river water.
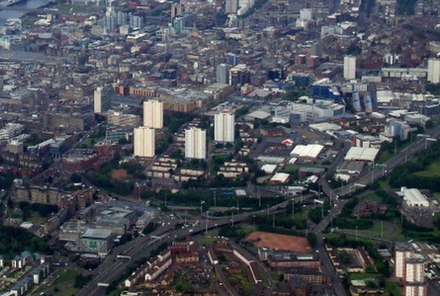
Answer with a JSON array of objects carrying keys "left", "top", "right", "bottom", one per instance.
[{"left": 0, "top": 0, "right": 51, "bottom": 25}]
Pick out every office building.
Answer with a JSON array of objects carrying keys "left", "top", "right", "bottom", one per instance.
[
  {"left": 343, "top": 55, "right": 356, "bottom": 80},
  {"left": 226, "top": 53, "right": 240, "bottom": 66},
  {"left": 225, "top": 0, "right": 238, "bottom": 14},
  {"left": 185, "top": 127, "right": 206, "bottom": 159},
  {"left": 129, "top": 14, "right": 144, "bottom": 29},
  {"left": 229, "top": 64, "right": 250, "bottom": 87},
  {"left": 214, "top": 112, "right": 235, "bottom": 143},
  {"left": 134, "top": 126, "right": 155, "bottom": 158},
  {"left": 427, "top": 58, "right": 440, "bottom": 84},
  {"left": 216, "top": 64, "right": 230, "bottom": 84},
  {"left": 143, "top": 100, "right": 163, "bottom": 129},
  {"left": 94, "top": 87, "right": 103, "bottom": 113},
  {"left": 171, "top": 3, "right": 185, "bottom": 19}
]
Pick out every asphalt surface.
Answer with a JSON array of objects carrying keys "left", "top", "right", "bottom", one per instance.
[{"left": 78, "top": 126, "right": 440, "bottom": 296}]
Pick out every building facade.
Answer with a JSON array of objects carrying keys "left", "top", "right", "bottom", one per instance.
[
  {"left": 214, "top": 112, "right": 235, "bottom": 143},
  {"left": 134, "top": 126, "right": 155, "bottom": 158},
  {"left": 143, "top": 100, "right": 163, "bottom": 129},
  {"left": 344, "top": 55, "right": 356, "bottom": 80},
  {"left": 185, "top": 127, "right": 206, "bottom": 159},
  {"left": 428, "top": 58, "right": 440, "bottom": 84}
]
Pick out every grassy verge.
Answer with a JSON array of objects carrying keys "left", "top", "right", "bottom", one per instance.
[{"left": 52, "top": 269, "right": 79, "bottom": 286}]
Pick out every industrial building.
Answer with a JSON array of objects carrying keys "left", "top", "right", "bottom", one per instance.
[
  {"left": 344, "top": 147, "right": 379, "bottom": 162},
  {"left": 289, "top": 144, "right": 324, "bottom": 161},
  {"left": 398, "top": 187, "right": 430, "bottom": 208}
]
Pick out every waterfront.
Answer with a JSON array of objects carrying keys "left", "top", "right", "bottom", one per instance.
[{"left": 0, "top": 0, "right": 51, "bottom": 25}]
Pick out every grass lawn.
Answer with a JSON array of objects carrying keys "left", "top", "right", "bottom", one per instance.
[
  {"left": 240, "top": 225, "right": 257, "bottom": 234},
  {"left": 368, "top": 221, "right": 403, "bottom": 240},
  {"left": 377, "top": 151, "right": 393, "bottom": 164},
  {"left": 54, "top": 287, "right": 79, "bottom": 296},
  {"left": 50, "top": 3, "right": 104, "bottom": 13},
  {"left": 414, "top": 162, "right": 440, "bottom": 178},
  {"left": 199, "top": 236, "right": 217, "bottom": 247},
  {"left": 378, "top": 180, "right": 391, "bottom": 190},
  {"left": 363, "top": 192, "right": 383, "bottom": 202},
  {"left": 5, "top": 210, "right": 22, "bottom": 219},
  {"left": 281, "top": 164, "right": 298, "bottom": 174},
  {"left": 350, "top": 273, "right": 378, "bottom": 280},
  {"left": 52, "top": 269, "right": 79, "bottom": 287},
  {"left": 271, "top": 272, "right": 282, "bottom": 281},
  {"left": 324, "top": 233, "right": 379, "bottom": 245},
  {"left": 28, "top": 212, "right": 46, "bottom": 225},
  {"left": 385, "top": 279, "right": 402, "bottom": 296}
]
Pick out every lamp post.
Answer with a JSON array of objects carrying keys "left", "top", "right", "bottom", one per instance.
[
  {"left": 205, "top": 211, "right": 209, "bottom": 234},
  {"left": 200, "top": 200, "right": 205, "bottom": 216}
]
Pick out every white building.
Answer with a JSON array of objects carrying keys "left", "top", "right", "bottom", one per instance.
[
  {"left": 185, "top": 127, "right": 206, "bottom": 159},
  {"left": 290, "top": 144, "right": 324, "bottom": 160},
  {"left": 399, "top": 187, "right": 429, "bottom": 207},
  {"left": 214, "top": 112, "right": 235, "bottom": 143},
  {"left": 225, "top": 0, "right": 238, "bottom": 14},
  {"left": 344, "top": 55, "right": 356, "bottom": 80},
  {"left": 405, "top": 256, "right": 425, "bottom": 283},
  {"left": 134, "top": 126, "right": 155, "bottom": 158},
  {"left": 344, "top": 147, "right": 379, "bottom": 162},
  {"left": 143, "top": 100, "right": 163, "bottom": 129},
  {"left": 394, "top": 243, "right": 414, "bottom": 279},
  {"left": 405, "top": 284, "right": 427, "bottom": 296},
  {"left": 427, "top": 58, "right": 440, "bottom": 84},
  {"left": 299, "top": 8, "right": 313, "bottom": 20},
  {"left": 94, "top": 87, "right": 103, "bottom": 113}
]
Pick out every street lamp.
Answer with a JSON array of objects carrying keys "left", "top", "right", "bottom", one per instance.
[
  {"left": 205, "top": 211, "right": 209, "bottom": 234},
  {"left": 230, "top": 206, "right": 236, "bottom": 226},
  {"left": 200, "top": 200, "right": 205, "bottom": 216},
  {"left": 376, "top": 163, "right": 387, "bottom": 177},
  {"left": 416, "top": 134, "right": 436, "bottom": 150}
]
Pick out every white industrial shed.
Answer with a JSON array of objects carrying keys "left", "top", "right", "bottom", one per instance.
[
  {"left": 270, "top": 173, "right": 290, "bottom": 183},
  {"left": 290, "top": 144, "right": 324, "bottom": 159},
  {"left": 399, "top": 187, "right": 429, "bottom": 207},
  {"left": 344, "top": 147, "right": 379, "bottom": 162}
]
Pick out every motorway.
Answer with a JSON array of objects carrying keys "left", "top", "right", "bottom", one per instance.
[
  {"left": 79, "top": 126, "right": 440, "bottom": 296},
  {"left": 311, "top": 125, "right": 440, "bottom": 296},
  {"left": 78, "top": 208, "right": 282, "bottom": 296}
]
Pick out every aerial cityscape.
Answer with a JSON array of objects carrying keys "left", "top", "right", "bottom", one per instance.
[{"left": 0, "top": 0, "right": 439, "bottom": 295}]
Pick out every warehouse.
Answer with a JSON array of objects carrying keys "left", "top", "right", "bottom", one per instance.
[
  {"left": 398, "top": 187, "right": 430, "bottom": 207},
  {"left": 290, "top": 144, "right": 324, "bottom": 161},
  {"left": 344, "top": 147, "right": 379, "bottom": 163}
]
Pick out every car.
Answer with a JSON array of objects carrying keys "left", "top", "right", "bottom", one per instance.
[{"left": 189, "top": 229, "right": 193, "bottom": 233}]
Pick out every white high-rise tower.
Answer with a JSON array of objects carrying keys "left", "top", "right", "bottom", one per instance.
[
  {"left": 214, "top": 112, "right": 235, "bottom": 143},
  {"left": 134, "top": 126, "right": 155, "bottom": 157},
  {"left": 428, "top": 58, "right": 440, "bottom": 84},
  {"left": 185, "top": 127, "right": 206, "bottom": 159},
  {"left": 143, "top": 100, "right": 163, "bottom": 129},
  {"left": 94, "top": 87, "right": 103, "bottom": 113},
  {"left": 343, "top": 55, "right": 356, "bottom": 80}
]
